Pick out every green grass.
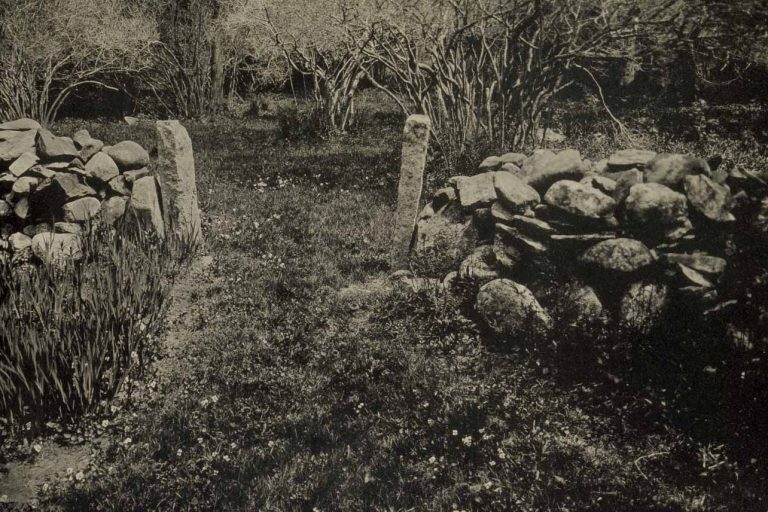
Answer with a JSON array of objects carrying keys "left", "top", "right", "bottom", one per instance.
[{"left": 25, "top": 98, "right": 768, "bottom": 510}]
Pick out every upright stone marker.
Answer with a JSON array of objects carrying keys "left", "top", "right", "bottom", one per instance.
[
  {"left": 393, "top": 114, "right": 431, "bottom": 268},
  {"left": 155, "top": 120, "right": 202, "bottom": 243}
]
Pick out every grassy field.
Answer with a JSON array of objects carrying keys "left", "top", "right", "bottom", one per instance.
[{"left": 15, "top": 96, "right": 767, "bottom": 510}]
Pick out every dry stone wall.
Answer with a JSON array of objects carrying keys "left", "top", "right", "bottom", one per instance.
[
  {"left": 413, "top": 146, "right": 767, "bottom": 336},
  {"left": 0, "top": 118, "right": 200, "bottom": 266}
]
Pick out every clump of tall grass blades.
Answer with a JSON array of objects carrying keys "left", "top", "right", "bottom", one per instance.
[{"left": 0, "top": 226, "right": 195, "bottom": 429}]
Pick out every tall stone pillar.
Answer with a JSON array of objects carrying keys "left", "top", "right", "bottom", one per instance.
[
  {"left": 392, "top": 114, "right": 431, "bottom": 269},
  {"left": 155, "top": 120, "right": 202, "bottom": 244}
]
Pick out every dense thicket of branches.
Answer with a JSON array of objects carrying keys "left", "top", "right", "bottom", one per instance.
[{"left": 1, "top": 0, "right": 766, "bottom": 137}]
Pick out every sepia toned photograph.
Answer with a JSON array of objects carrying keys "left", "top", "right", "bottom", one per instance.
[{"left": 0, "top": 0, "right": 767, "bottom": 510}]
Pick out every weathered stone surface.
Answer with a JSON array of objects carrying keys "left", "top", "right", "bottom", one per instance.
[
  {"left": 623, "top": 183, "right": 690, "bottom": 231},
  {"left": 645, "top": 153, "right": 711, "bottom": 190},
  {"left": 523, "top": 149, "right": 585, "bottom": 192},
  {"left": 415, "top": 201, "right": 477, "bottom": 262},
  {"left": 520, "top": 150, "right": 556, "bottom": 177},
  {"left": 31, "top": 232, "right": 82, "bottom": 264},
  {"left": 676, "top": 263, "right": 713, "bottom": 288},
  {"left": 684, "top": 174, "right": 735, "bottom": 222},
  {"left": 579, "top": 238, "right": 654, "bottom": 274},
  {"left": 84, "top": 152, "right": 120, "bottom": 182},
  {"left": 509, "top": 215, "right": 556, "bottom": 239},
  {"left": 494, "top": 171, "right": 540, "bottom": 212},
  {"left": 14, "top": 197, "right": 29, "bottom": 220},
  {"left": 31, "top": 173, "right": 96, "bottom": 220},
  {"left": 457, "top": 172, "right": 497, "bottom": 211},
  {"left": 22, "top": 165, "right": 55, "bottom": 179},
  {"left": 499, "top": 152, "right": 527, "bottom": 166},
  {"left": 9, "top": 232, "right": 32, "bottom": 254},
  {"left": 479, "top": 156, "right": 503, "bottom": 169},
  {"left": 500, "top": 162, "right": 521, "bottom": 174},
  {"left": 609, "top": 168, "right": 644, "bottom": 203},
  {"left": 393, "top": 114, "right": 431, "bottom": 267},
  {"left": 0, "top": 200, "right": 11, "bottom": 218},
  {"left": 620, "top": 281, "right": 668, "bottom": 331},
  {"left": 125, "top": 176, "right": 164, "bottom": 238},
  {"left": 72, "top": 130, "right": 92, "bottom": 148},
  {"left": 490, "top": 201, "right": 517, "bottom": 224},
  {"left": 78, "top": 137, "right": 105, "bottom": 162},
  {"left": 98, "top": 196, "right": 128, "bottom": 226},
  {"left": 477, "top": 279, "right": 553, "bottom": 337},
  {"left": 607, "top": 149, "right": 656, "bottom": 170},
  {"left": 663, "top": 252, "right": 726, "bottom": 276},
  {"left": 54, "top": 222, "right": 82, "bottom": 234},
  {"left": 22, "top": 223, "right": 51, "bottom": 237},
  {"left": 9, "top": 152, "right": 40, "bottom": 177},
  {"left": 62, "top": 197, "right": 101, "bottom": 222},
  {"left": 156, "top": 120, "right": 202, "bottom": 242},
  {"left": 107, "top": 175, "right": 131, "bottom": 196},
  {"left": 496, "top": 223, "right": 547, "bottom": 256},
  {"left": 0, "top": 130, "right": 37, "bottom": 162},
  {"left": 544, "top": 180, "right": 616, "bottom": 221},
  {"left": 0, "top": 119, "right": 41, "bottom": 131},
  {"left": 561, "top": 284, "right": 604, "bottom": 325},
  {"left": 12, "top": 175, "right": 39, "bottom": 195},
  {"left": 459, "top": 245, "right": 500, "bottom": 284},
  {"left": 123, "top": 167, "right": 152, "bottom": 183},
  {"left": 36, "top": 129, "right": 79, "bottom": 161},
  {"left": 580, "top": 175, "right": 616, "bottom": 195},
  {"left": 104, "top": 141, "right": 150, "bottom": 171}
]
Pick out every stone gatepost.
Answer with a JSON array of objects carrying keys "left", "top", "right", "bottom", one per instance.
[
  {"left": 155, "top": 120, "right": 202, "bottom": 244},
  {"left": 393, "top": 114, "right": 431, "bottom": 268}
]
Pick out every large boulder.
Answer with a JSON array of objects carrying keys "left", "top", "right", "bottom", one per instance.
[
  {"left": 684, "top": 174, "right": 735, "bottom": 222},
  {"left": 644, "top": 153, "right": 711, "bottom": 190},
  {"left": 544, "top": 180, "right": 617, "bottom": 222},
  {"left": 476, "top": 279, "right": 553, "bottom": 337},
  {"left": 31, "top": 232, "right": 82, "bottom": 265},
  {"left": 62, "top": 197, "right": 101, "bottom": 222},
  {"left": 560, "top": 284, "right": 605, "bottom": 325},
  {"left": 0, "top": 130, "right": 37, "bottom": 162},
  {"left": 125, "top": 176, "right": 164, "bottom": 238},
  {"left": 579, "top": 238, "right": 655, "bottom": 274},
  {"left": 36, "top": 129, "right": 79, "bottom": 161},
  {"left": 522, "top": 149, "right": 585, "bottom": 192},
  {"left": 623, "top": 183, "right": 690, "bottom": 233},
  {"left": 0, "top": 119, "right": 40, "bottom": 131},
  {"left": 456, "top": 172, "right": 497, "bottom": 211},
  {"left": 84, "top": 152, "right": 120, "bottom": 183},
  {"left": 620, "top": 281, "right": 668, "bottom": 332},
  {"left": 104, "top": 141, "right": 150, "bottom": 171},
  {"left": 494, "top": 171, "right": 540, "bottom": 212}
]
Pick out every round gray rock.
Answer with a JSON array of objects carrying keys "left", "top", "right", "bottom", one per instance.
[
  {"left": 476, "top": 279, "right": 552, "bottom": 337},
  {"left": 579, "top": 238, "right": 654, "bottom": 273}
]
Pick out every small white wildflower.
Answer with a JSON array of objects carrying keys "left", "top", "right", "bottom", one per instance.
[
  {"left": 176, "top": 449, "right": 183, "bottom": 457},
  {"left": 75, "top": 471, "right": 85, "bottom": 481},
  {"left": 428, "top": 456, "right": 436, "bottom": 464},
  {"left": 452, "top": 430, "right": 458, "bottom": 436},
  {"left": 33, "top": 443, "right": 42, "bottom": 453}
]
